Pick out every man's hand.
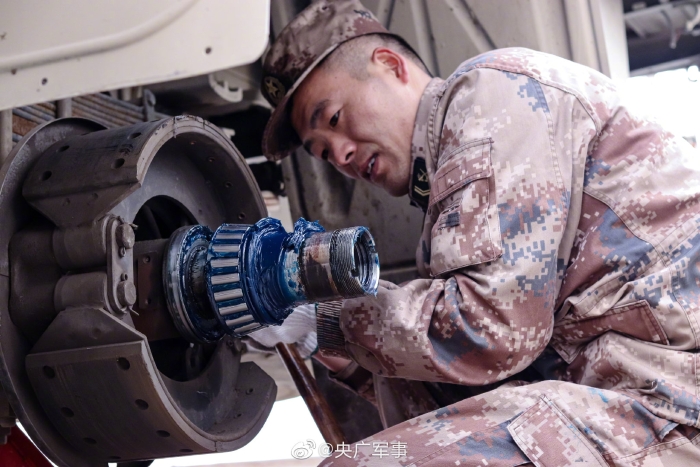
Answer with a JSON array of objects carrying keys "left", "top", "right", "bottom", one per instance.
[{"left": 246, "top": 304, "right": 317, "bottom": 358}]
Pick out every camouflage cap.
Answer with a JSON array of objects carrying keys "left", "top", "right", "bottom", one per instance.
[{"left": 261, "top": 0, "right": 391, "bottom": 161}]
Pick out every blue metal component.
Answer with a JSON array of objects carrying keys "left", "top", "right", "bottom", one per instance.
[
  {"left": 204, "top": 223, "right": 255, "bottom": 336},
  {"left": 278, "top": 218, "right": 326, "bottom": 303},
  {"left": 163, "top": 225, "right": 224, "bottom": 343},
  {"left": 206, "top": 218, "right": 325, "bottom": 337},
  {"left": 165, "top": 217, "right": 380, "bottom": 342}
]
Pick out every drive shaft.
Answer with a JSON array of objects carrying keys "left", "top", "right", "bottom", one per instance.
[{"left": 164, "top": 217, "right": 380, "bottom": 343}]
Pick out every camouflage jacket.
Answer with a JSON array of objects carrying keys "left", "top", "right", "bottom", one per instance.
[{"left": 316, "top": 47, "right": 700, "bottom": 430}]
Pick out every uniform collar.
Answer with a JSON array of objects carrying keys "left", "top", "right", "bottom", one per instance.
[{"left": 408, "top": 77, "right": 444, "bottom": 211}]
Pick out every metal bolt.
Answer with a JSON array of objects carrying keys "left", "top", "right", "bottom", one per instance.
[
  {"left": 117, "top": 281, "right": 137, "bottom": 308},
  {"left": 115, "top": 224, "right": 135, "bottom": 249}
]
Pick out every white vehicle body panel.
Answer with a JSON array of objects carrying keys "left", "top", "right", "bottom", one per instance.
[{"left": 0, "top": 0, "right": 270, "bottom": 110}]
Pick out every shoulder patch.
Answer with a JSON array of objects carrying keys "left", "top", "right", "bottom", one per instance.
[{"left": 410, "top": 157, "right": 430, "bottom": 211}]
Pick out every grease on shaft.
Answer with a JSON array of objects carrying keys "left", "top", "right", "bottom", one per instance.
[{"left": 164, "top": 217, "right": 380, "bottom": 342}]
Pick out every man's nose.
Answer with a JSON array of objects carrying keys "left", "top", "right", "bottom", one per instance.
[{"left": 329, "top": 137, "right": 356, "bottom": 167}]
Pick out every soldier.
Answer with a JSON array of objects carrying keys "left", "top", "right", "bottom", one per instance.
[{"left": 251, "top": 0, "right": 700, "bottom": 465}]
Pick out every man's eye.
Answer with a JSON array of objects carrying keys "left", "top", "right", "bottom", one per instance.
[
  {"left": 330, "top": 111, "right": 339, "bottom": 128},
  {"left": 321, "top": 149, "right": 329, "bottom": 161}
]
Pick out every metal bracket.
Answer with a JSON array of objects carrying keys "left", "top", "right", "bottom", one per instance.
[
  {"left": 50, "top": 215, "right": 137, "bottom": 320},
  {"left": 142, "top": 90, "right": 156, "bottom": 122},
  {"left": 106, "top": 217, "right": 136, "bottom": 315}
]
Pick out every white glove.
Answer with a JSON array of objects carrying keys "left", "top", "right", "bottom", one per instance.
[{"left": 246, "top": 304, "right": 317, "bottom": 358}]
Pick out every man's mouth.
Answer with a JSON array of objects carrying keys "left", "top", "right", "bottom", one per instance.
[{"left": 365, "top": 154, "right": 377, "bottom": 179}]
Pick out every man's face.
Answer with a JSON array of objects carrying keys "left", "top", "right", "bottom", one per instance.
[{"left": 290, "top": 54, "right": 417, "bottom": 197}]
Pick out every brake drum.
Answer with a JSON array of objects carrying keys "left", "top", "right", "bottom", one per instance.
[{"left": 0, "top": 116, "right": 276, "bottom": 466}]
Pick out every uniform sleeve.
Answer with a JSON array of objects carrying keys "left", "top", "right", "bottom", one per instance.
[{"left": 318, "top": 67, "right": 598, "bottom": 385}]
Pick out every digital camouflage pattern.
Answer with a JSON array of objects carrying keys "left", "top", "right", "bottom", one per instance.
[
  {"left": 317, "top": 47, "right": 700, "bottom": 465},
  {"left": 320, "top": 380, "right": 700, "bottom": 466}
]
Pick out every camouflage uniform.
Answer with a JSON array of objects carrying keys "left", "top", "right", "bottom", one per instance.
[
  {"left": 260, "top": 2, "right": 700, "bottom": 465},
  {"left": 314, "top": 48, "right": 700, "bottom": 465}
]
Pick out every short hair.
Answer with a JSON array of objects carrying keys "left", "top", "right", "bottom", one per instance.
[{"left": 319, "top": 33, "right": 430, "bottom": 80}]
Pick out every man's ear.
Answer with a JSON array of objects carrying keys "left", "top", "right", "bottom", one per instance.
[{"left": 371, "top": 47, "right": 410, "bottom": 84}]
